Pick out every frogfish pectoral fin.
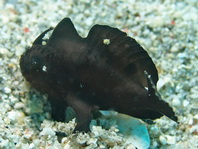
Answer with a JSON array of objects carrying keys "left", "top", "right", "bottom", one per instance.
[{"left": 65, "top": 93, "right": 93, "bottom": 132}]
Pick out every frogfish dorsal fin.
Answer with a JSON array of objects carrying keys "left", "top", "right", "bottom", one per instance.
[
  {"left": 86, "top": 25, "right": 158, "bottom": 87},
  {"left": 49, "top": 18, "right": 82, "bottom": 43}
]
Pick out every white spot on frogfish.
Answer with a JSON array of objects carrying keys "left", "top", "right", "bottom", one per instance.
[
  {"left": 42, "top": 65, "right": 47, "bottom": 72},
  {"left": 42, "top": 41, "right": 47, "bottom": 45},
  {"left": 103, "top": 39, "right": 110, "bottom": 45},
  {"left": 80, "top": 84, "right": 84, "bottom": 88}
]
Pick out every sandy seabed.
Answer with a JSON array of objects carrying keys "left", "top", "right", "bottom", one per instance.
[{"left": 0, "top": 0, "right": 198, "bottom": 148}]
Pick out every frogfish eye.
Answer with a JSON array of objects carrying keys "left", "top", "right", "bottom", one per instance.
[
  {"left": 29, "top": 56, "right": 43, "bottom": 72},
  {"left": 31, "top": 56, "right": 40, "bottom": 65}
]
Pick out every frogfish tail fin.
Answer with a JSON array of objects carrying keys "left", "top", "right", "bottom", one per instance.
[{"left": 144, "top": 71, "right": 178, "bottom": 123}]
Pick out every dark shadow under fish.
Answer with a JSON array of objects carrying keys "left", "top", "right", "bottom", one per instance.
[{"left": 20, "top": 18, "right": 178, "bottom": 132}]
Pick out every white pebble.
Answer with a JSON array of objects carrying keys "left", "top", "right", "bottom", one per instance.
[
  {"left": 150, "top": 126, "right": 159, "bottom": 134},
  {"left": 29, "top": 143, "right": 35, "bottom": 148},
  {"left": 159, "top": 135, "right": 167, "bottom": 145},
  {"left": 183, "top": 100, "right": 189, "bottom": 107},
  {"left": 170, "top": 44, "right": 179, "bottom": 52},
  {"left": 4, "top": 104, "right": 11, "bottom": 110},
  {"left": 63, "top": 142, "right": 71, "bottom": 149},
  {"left": 87, "top": 138, "right": 97, "bottom": 144},
  {"left": 10, "top": 96, "right": 18, "bottom": 103},
  {"left": 165, "top": 135, "right": 176, "bottom": 144},
  {"left": 194, "top": 114, "right": 198, "bottom": 119},
  {"left": 40, "top": 128, "right": 56, "bottom": 136},
  {"left": 126, "top": 144, "right": 136, "bottom": 149},
  {"left": 7, "top": 111, "right": 25, "bottom": 122},
  {"left": 14, "top": 102, "right": 25, "bottom": 109},
  {"left": 0, "top": 48, "right": 11, "bottom": 56},
  {"left": 4, "top": 117, "right": 10, "bottom": 124},
  {"left": 147, "top": 16, "right": 164, "bottom": 28},
  {"left": 61, "top": 137, "right": 69, "bottom": 143},
  {"left": 33, "top": 139, "right": 40, "bottom": 147},
  {"left": 188, "top": 119, "right": 194, "bottom": 125},
  {"left": 0, "top": 139, "right": 9, "bottom": 147},
  {"left": 157, "top": 77, "right": 171, "bottom": 90},
  {"left": 172, "top": 98, "right": 181, "bottom": 106},
  {"left": 3, "top": 87, "right": 11, "bottom": 94},
  {"left": 7, "top": 111, "right": 17, "bottom": 121}
]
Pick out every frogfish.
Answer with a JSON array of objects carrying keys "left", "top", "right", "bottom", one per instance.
[{"left": 20, "top": 18, "right": 178, "bottom": 132}]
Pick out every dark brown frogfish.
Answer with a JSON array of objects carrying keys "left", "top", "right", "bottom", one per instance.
[{"left": 20, "top": 18, "right": 178, "bottom": 132}]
